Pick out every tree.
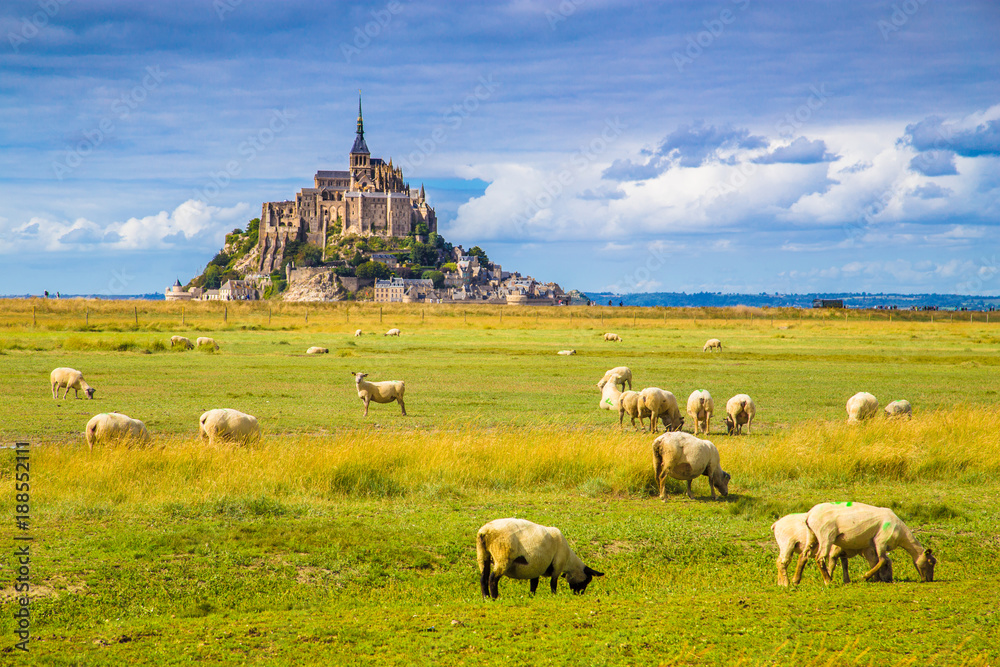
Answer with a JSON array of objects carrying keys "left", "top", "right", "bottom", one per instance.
[
  {"left": 422, "top": 270, "right": 445, "bottom": 289},
  {"left": 440, "top": 262, "right": 458, "bottom": 273},
  {"left": 356, "top": 261, "right": 392, "bottom": 280},
  {"left": 409, "top": 242, "right": 437, "bottom": 266},
  {"left": 468, "top": 245, "right": 490, "bottom": 265},
  {"left": 350, "top": 250, "right": 366, "bottom": 267}
]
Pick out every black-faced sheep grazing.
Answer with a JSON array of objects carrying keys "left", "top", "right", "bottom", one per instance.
[
  {"left": 771, "top": 512, "right": 893, "bottom": 586},
  {"left": 703, "top": 338, "right": 722, "bottom": 352},
  {"left": 353, "top": 372, "right": 406, "bottom": 416},
  {"left": 50, "top": 368, "right": 96, "bottom": 399},
  {"left": 170, "top": 335, "right": 194, "bottom": 350},
  {"left": 306, "top": 346, "right": 329, "bottom": 354},
  {"left": 196, "top": 337, "right": 220, "bottom": 351},
  {"left": 476, "top": 518, "right": 604, "bottom": 599},
  {"left": 724, "top": 394, "right": 755, "bottom": 435},
  {"left": 640, "top": 388, "right": 684, "bottom": 433},
  {"left": 384, "top": 328, "right": 401, "bottom": 337},
  {"left": 652, "top": 431, "right": 730, "bottom": 500}
]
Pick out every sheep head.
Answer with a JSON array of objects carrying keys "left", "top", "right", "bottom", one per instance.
[
  {"left": 352, "top": 372, "right": 368, "bottom": 384},
  {"left": 85, "top": 387, "right": 96, "bottom": 399},
  {"left": 916, "top": 549, "right": 936, "bottom": 582},
  {"left": 725, "top": 416, "right": 736, "bottom": 435},
  {"left": 713, "top": 470, "right": 731, "bottom": 497},
  {"left": 567, "top": 565, "right": 604, "bottom": 594}
]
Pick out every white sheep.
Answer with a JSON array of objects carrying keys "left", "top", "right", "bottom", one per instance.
[
  {"left": 603, "top": 332, "right": 622, "bottom": 342},
  {"left": 686, "top": 389, "right": 714, "bottom": 435},
  {"left": 618, "top": 390, "right": 649, "bottom": 431},
  {"left": 640, "top": 388, "right": 684, "bottom": 433},
  {"left": 724, "top": 394, "right": 756, "bottom": 435},
  {"left": 771, "top": 512, "right": 893, "bottom": 586},
  {"left": 85, "top": 412, "right": 150, "bottom": 452},
  {"left": 652, "top": 431, "right": 730, "bottom": 500},
  {"left": 846, "top": 392, "right": 879, "bottom": 423},
  {"left": 50, "top": 367, "right": 96, "bottom": 399},
  {"left": 384, "top": 328, "right": 401, "bottom": 337},
  {"left": 703, "top": 338, "right": 722, "bottom": 352},
  {"left": 354, "top": 329, "right": 363, "bottom": 337},
  {"left": 170, "top": 335, "right": 194, "bottom": 350},
  {"left": 800, "top": 502, "right": 936, "bottom": 585},
  {"left": 476, "top": 518, "right": 604, "bottom": 599},
  {"left": 557, "top": 349, "right": 576, "bottom": 355},
  {"left": 198, "top": 408, "right": 260, "bottom": 446},
  {"left": 884, "top": 399, "right": 912, "bottom": 419},
  {"left": 196, "top": 336, "right": 220, "bottom": 351},
  {"left": 353, "top": 371, "right": 406, "bottom": 416},
  {"left": 598, "top": 380, "right": 622, "bottom": 411},
  {"left": 306, "top": 346, "right": 329, "bottom": 354},
  {"left": 597, "top": 366, "right": 632, "bottom": 391}
]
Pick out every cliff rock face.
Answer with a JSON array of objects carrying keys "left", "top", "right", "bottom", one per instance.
[{"left": 282, "top": 269, "right": 343, "bottom": 302}]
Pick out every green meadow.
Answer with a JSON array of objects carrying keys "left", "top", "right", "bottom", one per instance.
[{"left": 1, "top": 299, "right": 999, "bottom": 665}]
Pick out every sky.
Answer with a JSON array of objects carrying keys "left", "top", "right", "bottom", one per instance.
[{"left": 1, "top": 0, "right": 998, "bottom": 296}]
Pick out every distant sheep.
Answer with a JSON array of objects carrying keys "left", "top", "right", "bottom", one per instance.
[
  {"left": 597, "top": 366, "right": 632, "bottom": 392},
  {"left": 170, "top": 335, "right": 194, "bottom": 350},
  {"left": 603, "top": 333, "right": 622, "bottom": 342},
  {"left": 198, "top": 408, "right": 260, "bottom": 446},
  {"left": 354, "top": 329, "right": 363, "bottom": 337},
  {"left": 686, "top": 390, "right": 714, "bottom": 435},
  {"left": 652, "top": 431, "right": 730, "bottom": 500},
  {"left": 640, "top": 388, "right": 684, "bottom": 433},
  {"left": 306, "top": 346, "right": 329, "bottom": 355},
  {"left": 85, "top": 412, "right": 150, "bottom": 452},
  {"left": 557, "top": 349, "right": 576, "bottom": 355},
  {"left": 196, "top": 337, "right": 220, "bottom": 351},
  {"left": 353, "top": 371, "right": 406, "bottom": 416},
  {"left": 703, "top": 338, "right": 722, "bottom": 352},
  {"left": 724, "top": 394, "right": 756, "bottom": 435},
  {"left": 846, "top": 392, "right": 879, "bottom": 423},
  {"left": 884, "top": 399, "right": 912, "bottom": 419},
  {"left": 384, "top": 328, "right": 401, "bottom": 337},
  {"left": 50, "top": 367, "right": 96, "bottom": 400},
  {"left": 771, "top": 512, "right": 893, "bottom": 586},
  {"left": 476, "top": 518, "right": 604, "bottom": 599}
]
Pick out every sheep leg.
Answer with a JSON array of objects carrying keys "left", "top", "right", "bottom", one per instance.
[
  {"left": 488, "top": 574, "right": 500, "bottom": 599},
  {"left": 480, "top": 562, "right": 492, "bottom": 599},
  {"left": 685, "top": 479, "right": 694, "bottom": 500},
  {"left": 529, "top": 578, "right": 539, "bottom": 594},
  {"left": 705, "top": 416, "right": 710, "bottom": 434},
  {"left": 649, "top": 410, "right": 659, "bottom": 433},
  {"left": 861, "top": 557, "right": 888, "bottom": 582},
  {"left": 550, "top": 576, "right": 558, "bottom": 593},
  {"left": 397, "top": 397, "right": 406, "bottom": 416},
  {"left": 653, "top": 448, "right": 666, "bottom": 501},
  {"left": 361, "top": 396, "right": 369, "bottom": 417},
  {"left": 790, "top": 550, "right": 810, "bottom": 585},
  {"left": 840, "top": 556, "right": 851, "bottom": 584}
]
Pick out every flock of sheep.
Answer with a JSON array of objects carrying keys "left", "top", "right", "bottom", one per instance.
[{"left": 49, "top": 329, "right": 933, "bottom": 599}]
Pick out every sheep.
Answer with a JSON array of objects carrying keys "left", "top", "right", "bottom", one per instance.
[
  {"left": 170, "top": 335, "right": 194, "bottom": 350},
  {"left": 354, "top": 329, "right": 363, "bottom": 337},
  {"left": 476, "top": 518, "right": 604, "bottom": 599},
  {"left": 652, "top": 431, "right": 730, "bottom": 500},
  {"left": 597, "top": 366, "right": 632, "bottom": 391},
  {"left": 724, "top": 394, "right": 756, "bottom": 435},
  {"left": 196, "top": 337, "right": 220, "bottom": 351},
  {"left": 686, "top": 389, "right": 714, "bottom": 435},
  {"left": 846, "top": 392, "right": 879, "bottom": 423},
  {"left": 800, "top": 502, "right": 936, "bottom": 585},
  {"left": 50, "top": 367, "right": 96, "bottom": 400},
  {"left": 640, "top": 388, "right": 684, "bottom": 433},
  {"left": 198, "top": 408, "right": 260, "bottom": 446},
  {"left": 771, "top": 512, "right": 893, "bottom": 586},
  {"left": 884, "top": 399, "right": 912, "bottom": 419},
  {"left": 618, "top": 390, "right": 649, "bottom": 431},
  {"left": 603, "top": 333, "right": 622, "bottom": 342},
  {"left": 306, "top": 346, "right": 329, "bottom": 354},
  {"left": 85, "top": 412, "right": 150, "bottom": 452},
  {"left": 557, "top": 349, "right": 576, "bottom": 355},
  {"left": 703, "top": 338, "right": 722, "bottom": 352},
  {"left": 353, "top": 371, "right": 406, "bottom": 416},
  {"left": 384, "top": 328, "right": 401, "bottom": 337}
]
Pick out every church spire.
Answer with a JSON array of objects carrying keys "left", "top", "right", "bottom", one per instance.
[
  {"left": 356, "top": 93, "right": 364, "bottom": 138},
  {"left": 350, "top": 91, "right": 369, "bottom": 156}
]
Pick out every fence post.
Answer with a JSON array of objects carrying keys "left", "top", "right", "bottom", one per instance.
[
  {"left": 134, "top": 306, "right": 138, "bottom": 326},
  {"left": 224, "top": 305, "right": 228, "bottom": 323},
  {"left": 86, "top": 307, "right": 89, "bottom": 326},
  {"left": 182, "top": 307, "right": 185, "bottom": 326},
  {"left": 499, "top": 308, "right": 503, "bottom": 324},
  {"left": 305, "top": 309, "right": 308, "bottom": 324},
  {"left": 380, "top": 307, "right": 383, "bottom": 323},
  {"left": 32, "top": 305, "right": 36, "bottom": 328},
  {"left": 268, "top": 307, "right": 271, "bottom": 326}
]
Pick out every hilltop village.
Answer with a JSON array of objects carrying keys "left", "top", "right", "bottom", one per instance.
[{"left": 167, "top": 98, "right": 575, "bottom": 305}]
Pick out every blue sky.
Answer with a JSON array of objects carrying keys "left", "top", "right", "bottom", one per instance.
[{"left": 1, "top": 0, "right": 998, "bottom": 296}]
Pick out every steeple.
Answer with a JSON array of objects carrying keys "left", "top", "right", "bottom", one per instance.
[{"left": 351, "top": 92, "right": 369, "bottom": 156}]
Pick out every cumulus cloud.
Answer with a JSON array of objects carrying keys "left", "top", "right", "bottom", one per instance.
[
  {"left": 909, "top": 150, "right": 957, "bottom": 176},
  {"left": 912, "top": 182, "right": 952, "bottom": 199},
  {"left": 753, "top": 137, "right": 838, "bottom": 164},
  {"left": 904, "top": 116, "right": 1000, "bottom": 157}
]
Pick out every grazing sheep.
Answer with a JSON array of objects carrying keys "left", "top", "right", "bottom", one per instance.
[
  {"left": 724, "top": 394, "right": 756, "bottom": 435},
  {"left": 50, "top": 367, "right": 96, "bottom": 400},
  {"left": 703, "top": 338, "right": 722, "bottom": 352},
  {"left": 603, "top": 333, "right": 622, "bottom": 342},
  {"left": 597, "top": 366, "right": 632, "bottom": 391},
  {"left": 771, "top": 512, "right": 893, "bottom": 586},
  {"left": 652, "top": 431, "right": 730, "bottom": 500},
  {"left": 85, "top": 412, "right": 150, "bottom": 452},
  {"left": 354, "top": 329, "right": 363, "bottom": 337},
  {"left": 884, "top": 399, "right": 912, "bottom": 419},
  {"left": 557, "top": 349, "right": 576, "bottom": 355},
  {"left": 640, "top": 388, "right": 684, "bottom": 433},
  {"left": 618, "top": 390, "right": 649, "bottom": 431},
  {"left": 198, "top": 408, "right": 260, "bottom": 446},
  {"left": 598, "top": 379, "right": 623, "bottom": 411},
  {"left": 384, "top": 328, "right": 401, "bottom": 337},
  {"left": 476, "top": 518, "right": 604, "bottom": 599},
  {"left": 170, "top": 335, "right": 194, "bottom": 350},
  {"left": 353, "top": 371, "right": 406, "bottom": 416},
  {"left": 196, "top": 337, "right": 220, "bottom": 351},
  {"left": 306, "top": 346, "right": 329, "bottom": 355},
  {"left": 847, "top": 392, "right": 879, "bottom": 423},
  {"left": 686, "top": 389, "right": 714, "bottom": 435},
  {"left": 800, "top": 502, "right": 935, "bottom": 585}
]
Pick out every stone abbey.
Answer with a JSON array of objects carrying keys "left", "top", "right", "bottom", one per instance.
[{"left": 256, "top": 97, "right": 437, "bottom": 273}]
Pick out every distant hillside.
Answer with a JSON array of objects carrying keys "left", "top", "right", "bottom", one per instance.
[{"left": 586, "top": 291, "right": 1000, "bottom": 310}]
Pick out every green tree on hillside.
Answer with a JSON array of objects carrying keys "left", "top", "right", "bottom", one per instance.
[{"left": 356, "top": 261, "right": 392, "bottom": 280}]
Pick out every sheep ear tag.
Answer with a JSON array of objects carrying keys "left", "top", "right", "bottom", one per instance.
[{"left": 514, "top": 556, "right": 529, "bottom": 565}]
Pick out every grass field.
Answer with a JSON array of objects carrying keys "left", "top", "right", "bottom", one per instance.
[{"left": 1, "top": 299, "right": 999, "bottom": 665}]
